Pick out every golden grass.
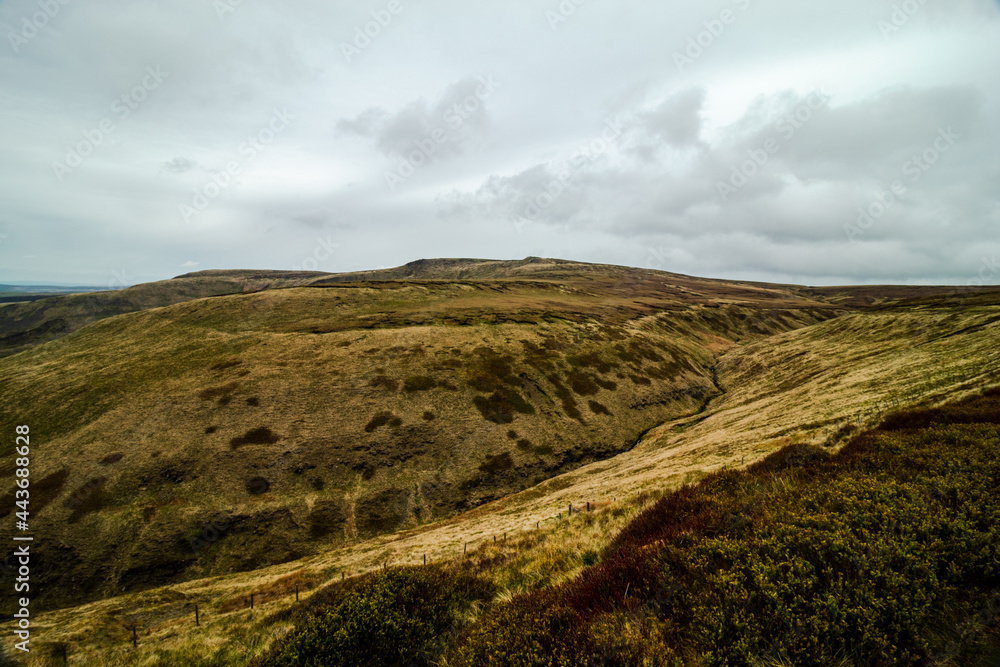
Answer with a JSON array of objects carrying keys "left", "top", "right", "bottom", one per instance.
[{"left": 17, "top": 304, "right": 999, "bottom": 665}]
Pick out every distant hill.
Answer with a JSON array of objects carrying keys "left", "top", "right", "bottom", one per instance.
[{"left": 0, "top": 270, "right": 329, "bottom": 358}]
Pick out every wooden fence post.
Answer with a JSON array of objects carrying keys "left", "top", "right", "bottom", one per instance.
[
  {"left": 195, "top": 604, "right": 200, "bottom": 627},
  {"left": 295, "top": 584, "right": 299, "bottom": 602},
  {"left": 132, "top": 625, "right": 138, "bottom": 648},
  {"left": 423, "top": 554, "right": 426, "bottom": 566},
  {"left": 250, "top": 593, "right": 254, "bottom": 610}
]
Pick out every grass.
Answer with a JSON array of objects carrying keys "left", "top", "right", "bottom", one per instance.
[
  {"left": 5, "top": 262, "right": 1000, "bottom": 663},
  {"left": 441, "top": 389, "right": 1000, "bottom": 665}
]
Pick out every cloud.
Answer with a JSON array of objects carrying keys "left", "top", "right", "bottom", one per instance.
[
  {"left": 337, "top": 76, "right": 498, "bottom": 161},
  {"left": 0, "top": 0, "right": 997, "bottom": 286},
  {"left": 634, "top": 87, "right": 707, "bottom": 151}
]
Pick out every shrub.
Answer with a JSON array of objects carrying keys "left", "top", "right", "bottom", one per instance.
[
  {"left": 480, "top": 452, "right": 514, "bottom": 475},
  {"left": 230, "top": 426, "right": 280, "bottom": 449},
  {"left": 198, "top": 381, "right": 239, "bottom": 401},
  {"left": 365, "top": 412, "right": 403, "bottom": 432},
  {"left": 473, "top": 389, "right": 535, "bottom": 424},
  {"left": 264, "top": 567, "right": 494, "bottom": 667},
  {"left": 404, "top": 376, "right": 438, "bottom": 392},
  {"left": 588, "top": 400, "right": 611, "bottom": 415},
  {"left": 369, "top": 376, "right": 399, "bottom": 391},
  {"left": 449, "top": 592, "right": 593, "bottom": 667}
]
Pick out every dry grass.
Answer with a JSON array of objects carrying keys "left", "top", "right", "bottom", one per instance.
[{"left": 16, "top": 301, "right": 999, "bottom": 664}]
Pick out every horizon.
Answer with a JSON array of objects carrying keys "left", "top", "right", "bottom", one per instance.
[{"left": 5, "top": 255, "right": 1000, "bottom": 290}]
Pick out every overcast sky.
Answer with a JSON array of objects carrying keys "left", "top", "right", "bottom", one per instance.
[{"left": 1, "top": 0, "right": 998, "bottom": 287}]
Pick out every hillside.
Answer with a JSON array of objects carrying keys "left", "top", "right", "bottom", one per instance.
[
  {"left": 0, "top": 260, "right": 859, "bottom": 612},
  {"left": 0, "top": 259, "right": 997, "bottom": 665},
  {"left": 0, "top": 270, "right": 328, "bottom": 358}
]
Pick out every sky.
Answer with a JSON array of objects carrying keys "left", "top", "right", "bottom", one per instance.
[{"left": 1, "top": 0, "right": 998, "bottom": 288}]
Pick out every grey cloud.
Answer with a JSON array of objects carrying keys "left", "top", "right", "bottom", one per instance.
[
  {"left": 635, "top": 87, "right": 707, "bottom": 150},
  {"left": 1, "top": 0, "right": 998, "bottom": 286},
  {"left": 337, "top": 77, "right": 496, "bottom": 161}
]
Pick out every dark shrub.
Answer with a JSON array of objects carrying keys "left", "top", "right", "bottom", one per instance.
[
  {"left": 404, "top": 376, "right": 438, "bottom": 392},
  {"left": 264, "top": 567, "right": 494, "bottom": 667},
  {"left": 365, "top": 412, "right": 403, "bottom": 432},
  {"left": 230, "top": 427, "right": 280, "bottom": 449}
]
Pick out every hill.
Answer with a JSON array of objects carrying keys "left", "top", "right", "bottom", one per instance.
[
  {"left": 0, "top": 260, "right": 850, "bottom": 612},
  {"left": 0, "top": 270, "right": 328, "bottom": 358},
  {"left": 0, "top": 258, "right": 998, "bottom": 664}
]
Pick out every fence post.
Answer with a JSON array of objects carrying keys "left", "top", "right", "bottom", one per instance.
[
  {"left": 132, "top": 625, "right": 138, "bottom": 648},
  {"left": 464, "top": 543, "right": 467, "bottom": 555},
  {"left": 569, "top": 503, "right": 572, "bottom": 516},
  {"left": 250, "top": 593, "right": 254, "bottom": 610},
  {"left": 423, "top": 554, "right": 426, "bottom": 566},
  {"left": 195, "top": 604, "right": 200, "bottom": 627},
  {"left": 586, "top": 502, "right": 590, "bottom": 512},
  {"left": 295, "top": 584, "right": 299, "bottom": 602}
]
